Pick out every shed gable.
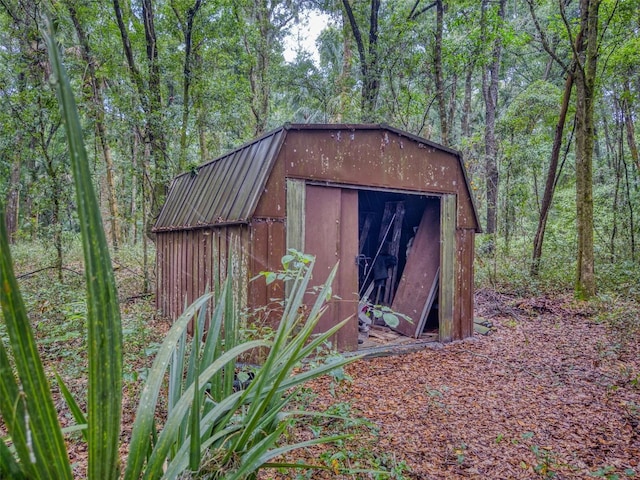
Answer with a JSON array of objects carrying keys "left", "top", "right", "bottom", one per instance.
[{"left": 154, "top": 124, "right": 481, "bottom": 233}]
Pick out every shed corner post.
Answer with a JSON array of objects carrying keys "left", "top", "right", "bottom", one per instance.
[{"left": 439, "top": 194, "right": 456, "bottom": 343}]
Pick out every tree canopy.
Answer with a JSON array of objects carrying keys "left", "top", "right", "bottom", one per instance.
[{"left": 1, "top": 0, "right": 638, "bottom": 297}]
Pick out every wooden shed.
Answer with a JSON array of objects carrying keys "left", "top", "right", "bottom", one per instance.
[{"left": 154, "top": 124, "right": 481, "bottom": 351}]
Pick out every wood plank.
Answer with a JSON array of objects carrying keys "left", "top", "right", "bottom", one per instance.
[
  {"left": 338, "top": 188, "right": 359, "bottom": 351},
  {"left": 439, "top": 194, "right": 456, "bottom": 342},
  {"left": 391, "top": 201, "right": 441, "bottom": 337},
  {"left": 358, "top": 212, "right": 374, "bottom": 254},
  {"left": 414, "top": 268, "right": 439, "bottom": 336}
]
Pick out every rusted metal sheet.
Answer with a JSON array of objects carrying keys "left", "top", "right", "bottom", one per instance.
[
  {"left": 156, "top": 225, "right": 250, "bottom": 320},
  {"left": 247, "top": 218, "right": 286, "bottom": 327},
  {"left": 392, "top": 200, "right": 441, "bottom": 337},
  {"left": 281, "top": 126, "right": 480, "bottom": 232},
  {"left": 154, "top": 128, "right": 286, "bottom": 231}
]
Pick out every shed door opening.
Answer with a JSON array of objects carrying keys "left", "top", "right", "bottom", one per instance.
[{"left": 357, "top": 190, "right": 442, "bottom": 340}]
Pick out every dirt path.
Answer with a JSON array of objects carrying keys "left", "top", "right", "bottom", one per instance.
[{"left": 267, "top": 292, "right": 640, "bottom": 479}]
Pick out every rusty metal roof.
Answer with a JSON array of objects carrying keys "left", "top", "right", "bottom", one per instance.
[{"left": 154, "top": 127, "right": 286, "bottom": 231}]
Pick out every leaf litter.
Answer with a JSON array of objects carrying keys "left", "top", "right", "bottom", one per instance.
[{"left": 262, "top": 290, "right": 640, "bottom": 479}]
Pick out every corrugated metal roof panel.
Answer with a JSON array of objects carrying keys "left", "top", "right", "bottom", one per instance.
[{"left": 154, "top": 127, "right": 286, "bottom": 231}]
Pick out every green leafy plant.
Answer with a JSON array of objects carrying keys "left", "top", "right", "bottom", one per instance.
[
  {"left": 1, "top": 21, "right": 359, "bottom": 480},
  {"left": 133, "top": 255, "right": 361, "bottom": 479}
]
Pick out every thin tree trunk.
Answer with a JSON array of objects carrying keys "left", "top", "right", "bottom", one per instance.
[
  {"left": 610, "top": 126, "right": 622, "bottom": 263},
  {"left": 622, "top": 80, "right": 640, "bottom": 174},
  {"left": 5, "top": 157, "right": 21, "bottom": 244},
  {"left": 197, "top": 106, "right": 208, "bottom": 163},
  {"left": 572, "top": 0, "right": 600, "bottom": 299},
  {"left": 461, "top": 61, "right": 475, "bottom": 138},
  {"left": 130, "top": 127, "right": 140, "bottom": 244},
  {"left": 142, "top": 138, "right": 151, "bottom": 293},
  {"left": 172, "top": 0, "right": 203, "bottom": 171},
  {"left": 342, "top": 0, "right": 381, "bottom": 122},
  {"left": 336, "top": 9, "right": 354, "bottom": 122},
  {"left": 113, "top": 0, "right": 167, "bottom": 231},
  {"left": 481, "top": 0, "right": 506, "bottom": 237},
  {"left": 434, "top": 0, "right": 448, "bottom": 146},
  {"left": 67, "top": 0, "right": 121, "bottom": 250},
  {"left": 531, "top": 71, "right": 574, "bottom": 275},
  {"left": 622, "top": 155, "right": 636, "bottom": 261}
]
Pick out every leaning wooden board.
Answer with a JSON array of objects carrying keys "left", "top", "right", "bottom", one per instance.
[{"left": 391, "top": 202, "right": 441, "bottom": 337}]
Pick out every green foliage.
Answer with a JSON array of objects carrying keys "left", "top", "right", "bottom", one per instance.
[
  {"left": 1, "top": 28, "right": 359, "bottom": 480},
  {"left": 126, "top": 254, "right": 360, "bottom": 479}
]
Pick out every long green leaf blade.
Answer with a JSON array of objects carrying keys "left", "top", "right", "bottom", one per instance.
[
  {"left": 54, "top": 371, "right": 88, "bottom": 441},
  {"left": 143, "top": 340, "right": 268, "bottom": 480},
  {"left": 0, "top": 437, "right": 25, "bottom": 480},
  {"left": 188, "top": 314, "right": 201, "bottom": 471},
  {"left": 44, "top": 20, "right": 122, "bottom": 479},
  {"left": 124, "top": 293, "right": 212, "bottom": 480},
  {"left": 0, "top": 208, "right": 73, "bottom": 479}
]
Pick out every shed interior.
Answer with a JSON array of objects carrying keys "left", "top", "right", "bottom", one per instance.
[{"left": 356, "top": 190, "right": 441, "bottom": 345}]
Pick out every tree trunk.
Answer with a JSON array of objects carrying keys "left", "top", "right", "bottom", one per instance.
[
  {"left": 130, "top": 127, "right": 140, "bottom": 243},
  {"left": 67, "top": 0, "right": 121, "bottom": 251},
  {"left": 336, "top": 9, "right": 354, "bottom": 122},
  {"left": 172, "top": 0, "right": 203, "bottom": 170},
  {"left": 572, "top": 0, "right": 600, "bottom": 299},
  {"left": 113, "top": 0, "right": 168, "bottom": 232},
  {"left": 622, "top": 80, "right": 640, "bottom": 174},
  {"left": 5, "top": 157, "right": 21, "bottom": 244},
  {"left": 461, "top": 60, "right": 475, "bottom": 139},
  {"left": 434, "top": 0, "right": 449, "bottom": 146},
  {"left": 481, "top": 0, "right": 506, "bottom": 236},
  {"left": 622, "top": 155, "right": 636, "bottom": 262},
  {"left": 342, "top": 0, "right": 381, "bottom": 122},
  {"left": 531, "top": 72, "right": 574, "bottom": 275}
]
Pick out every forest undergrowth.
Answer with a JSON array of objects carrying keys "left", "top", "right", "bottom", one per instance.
[{"left": 2, "top": 237, "right": 639, "bottom": 479}]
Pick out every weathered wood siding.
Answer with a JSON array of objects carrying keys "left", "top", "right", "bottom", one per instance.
[{"left": 456, "top": 229, "right": 475, "bottom": 339}]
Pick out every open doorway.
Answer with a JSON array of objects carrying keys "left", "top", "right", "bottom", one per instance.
[{"left": 357, "top": 190, "right": 441, "bottom": 348}]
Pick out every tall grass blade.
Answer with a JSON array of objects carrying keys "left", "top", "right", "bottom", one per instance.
[
  {"left": 0, "top": 439, "right": 25, "bottom": 479},
  {"left": 0, "top": 209, "right": 73, "bottom": 479},
  {"left": 124, "top": 294, "right": 212, "bottom": 480},
  {"left": 188, "top": 312, "right": 202, "bottom": 471},
  {"left": 54, "top": 371, "right": 88, "bottom": 441},
  {"left": 43, "top": 20, "right": 122, "bottom": 479},
  {"left": 142, "top": 340, "right": 268, "bottom": 479}
]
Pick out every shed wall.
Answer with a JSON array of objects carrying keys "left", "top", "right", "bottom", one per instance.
[
  {"left": 156, "top": 226, "right": 250, "bottom": 320},
  {"left": 455, "top": 229, "right": 475, "bottom": 339},
  {"left": 246, "top": 218, "right": 286, "bottom": 327}
]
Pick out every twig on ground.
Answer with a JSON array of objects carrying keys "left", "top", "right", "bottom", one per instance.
[{"left": 17, "top": 266, "right": 83, "bottom": 279}]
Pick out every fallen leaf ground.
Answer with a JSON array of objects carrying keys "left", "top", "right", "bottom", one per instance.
[{"left": 261, "top": 290, "right": 640, "bottom": 479}]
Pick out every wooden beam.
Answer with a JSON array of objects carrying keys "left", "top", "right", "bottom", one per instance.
[{"left": 439, "top": 194, "right": 456, "bottom": 342}]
